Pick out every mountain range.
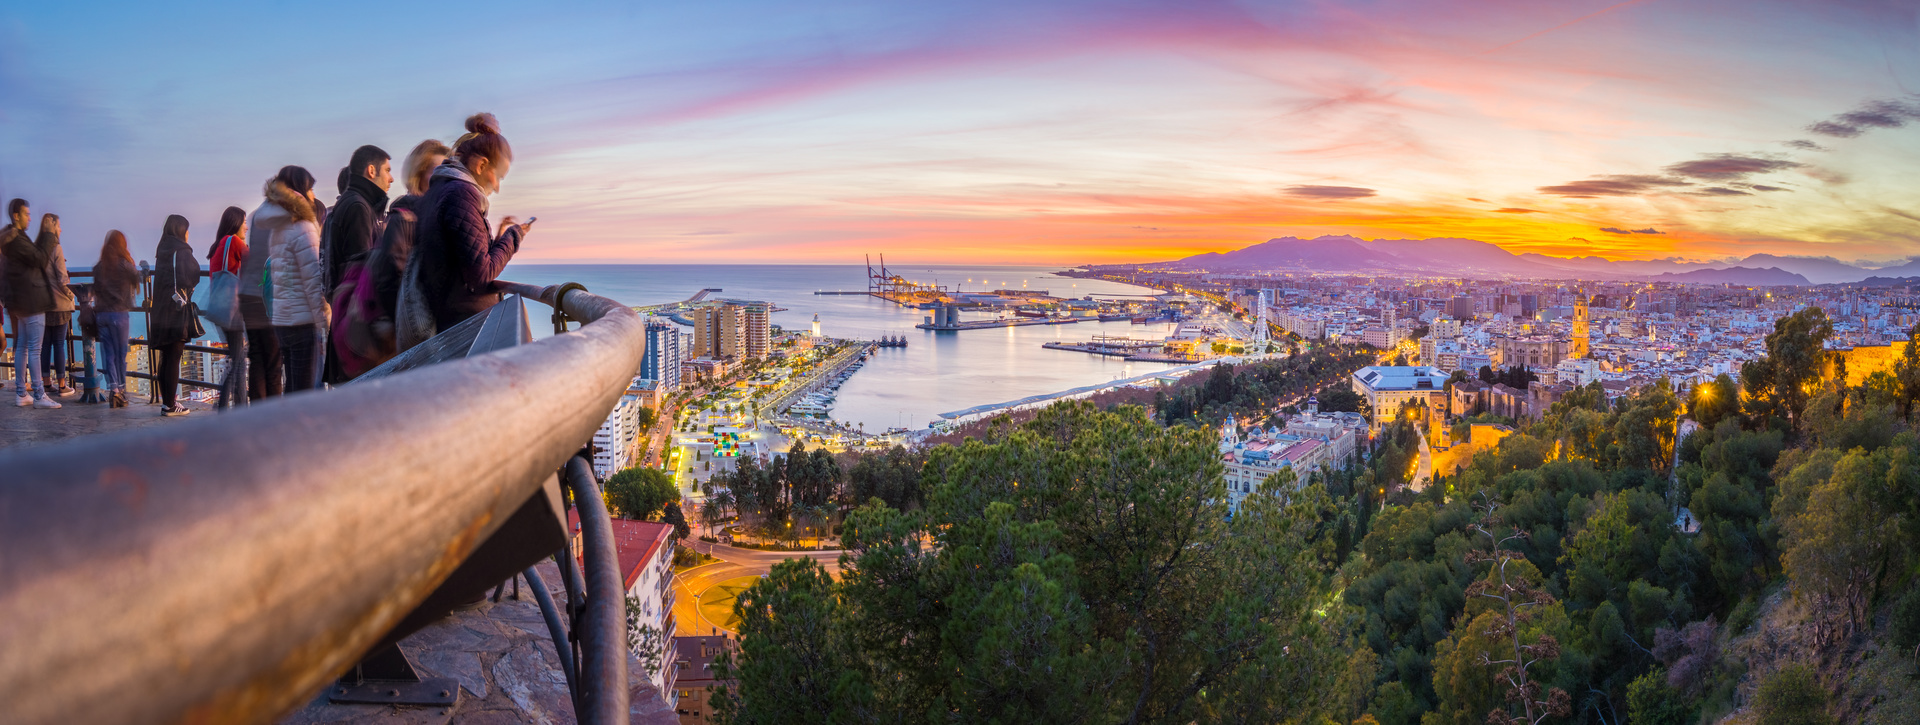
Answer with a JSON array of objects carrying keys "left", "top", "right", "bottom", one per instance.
[{"left": 1167, "top": 235, "right": 1919, "bottom": 285}]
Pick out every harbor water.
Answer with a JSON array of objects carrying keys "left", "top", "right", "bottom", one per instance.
[{"left": 503, "top": 264, "right": 1182, "bottom": 432}]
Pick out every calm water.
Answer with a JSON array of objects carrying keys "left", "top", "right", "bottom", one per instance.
[{"left": 502, "top": 264, "right": 1181, "bottom": 432}]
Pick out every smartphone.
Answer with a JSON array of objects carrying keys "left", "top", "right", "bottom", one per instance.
[{"left": 525, "top": 216, "right": 537, "bottom": 225}]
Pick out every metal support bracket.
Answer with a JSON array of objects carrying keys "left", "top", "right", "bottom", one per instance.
[{"left": 328, "top": 643, "right": 461, "bottom": 707}]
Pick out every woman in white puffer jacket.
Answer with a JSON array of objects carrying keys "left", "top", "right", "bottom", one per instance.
[{"left": 251, "top": 165, "right": 330, "bottom": 393}]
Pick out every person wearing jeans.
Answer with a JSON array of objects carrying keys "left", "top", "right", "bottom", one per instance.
[
  {"left": 96, "top": 311, "right": 130, "bottom": 397},
  {"left": 2, "top": 203, "right": 61, "bottom": 408},
  {"left": 9, "top": 313, "right": 47, "bottom": 405},
  {"left": 92, "top": 229, "right": 140, "bottom": 407}
]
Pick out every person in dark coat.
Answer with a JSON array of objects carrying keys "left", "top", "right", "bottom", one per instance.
[
  {"left": 2, "top": 199, "right": 59, "bottom": 407},
  {"left": 151, "top": 214, "right": 201, "bottom": 416},
  {"left": 36, "top": 214, "right": 77, "bottom": 396},
  {"left": 0, "top": 198, "right": 27, "bottom": 393},
  {"left": 321, "top": 145, "right": 391, "bottom": 384},
  {"left": 92, "top": 230, "right": 140, "bottom": 408},
  {"left": 413, "top": 113, "right": 532, "bottom": 331},
  {"left": 326, "top": 145, "right": 392, "bottom": 291}
]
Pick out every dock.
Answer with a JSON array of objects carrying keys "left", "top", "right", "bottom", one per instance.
[
  {"left": 1041, "top": 335, "right": 1164, "bottom": 357},
  {"left": 917, "top": 316, "right": 1081, "bottom": 331}
]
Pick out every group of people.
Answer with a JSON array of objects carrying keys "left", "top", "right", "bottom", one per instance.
[{"left": 0, "top": 112, "right": 532, "bottom": 415}]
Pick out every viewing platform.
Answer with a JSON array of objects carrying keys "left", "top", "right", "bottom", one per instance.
[{"left": 1, "top": 278, "right": 679, "bottom": 725}]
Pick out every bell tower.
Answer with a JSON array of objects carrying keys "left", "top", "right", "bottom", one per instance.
[{"left": 1570, "top": 292, "right": 1590, "bottom": 360}]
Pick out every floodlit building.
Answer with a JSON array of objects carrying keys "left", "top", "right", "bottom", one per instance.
[{"left": 1351, "top": 365, "right": 1450, "bottom": 431}]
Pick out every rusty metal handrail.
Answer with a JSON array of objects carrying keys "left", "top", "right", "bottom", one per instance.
[{"left": 0, "top": 281, "right": 645, "bottom": 725}]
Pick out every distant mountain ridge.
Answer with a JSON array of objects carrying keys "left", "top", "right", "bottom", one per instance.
[{"left": 1170, "top": 235, "right": 1909, "bottom": 285}]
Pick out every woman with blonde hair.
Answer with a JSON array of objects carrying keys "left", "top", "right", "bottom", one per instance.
[{"left": 375, "top": 139, "right": 450, "bottom": 353}]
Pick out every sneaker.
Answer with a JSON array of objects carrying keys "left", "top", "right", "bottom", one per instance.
[
  {"left": 33, "top": 396, "right": 62, "bottom": 409},
  {"left": 162, "top": 406, "right": 190, "bottom": 417},
  {"left": 15, "top": 394, "right": 31, "bottom": 407}
]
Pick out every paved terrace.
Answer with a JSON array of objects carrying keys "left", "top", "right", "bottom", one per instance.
[{"left": 0, "top": 387, "right": 211, "bottom": 451}]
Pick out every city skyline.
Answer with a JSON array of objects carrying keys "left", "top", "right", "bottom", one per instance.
[{"left": 3, "top": 0, "right": 1918, "bottom": 265}]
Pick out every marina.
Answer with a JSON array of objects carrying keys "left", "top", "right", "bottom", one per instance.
[{"left": 506, "top": 263, "right": 1184, "bottom": 432}]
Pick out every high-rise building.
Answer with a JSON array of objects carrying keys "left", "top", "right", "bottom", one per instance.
[
  {"left": 690, "top": 300, "right": 772, "bottom": 362},
  {"left": 641, "top": 317, "right": 683, "bottom": 391},
  {"left": 1450, "top": 295, "right": 1475, "bottom": 321},
  {"left": 1255, "top": 289, "right": 1272, "bottom": 343},
  {"left": 739, "top": 302, "right": 770, "bottom": 359}
]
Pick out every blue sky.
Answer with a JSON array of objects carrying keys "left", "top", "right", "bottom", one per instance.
[{"left": 4, "top": 0, "right": 1919, "bottom": 265}]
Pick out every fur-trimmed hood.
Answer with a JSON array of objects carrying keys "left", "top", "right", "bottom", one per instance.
[{"left": 262, "top": 179, "right": 317, "bottom": 223}]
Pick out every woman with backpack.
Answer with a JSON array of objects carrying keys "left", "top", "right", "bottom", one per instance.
[
  {"left": 151, "top": 214, "right": 200, "bottom": 416},
  {"left": 207, "top": 206, "right": 248, "bottom": 409},
  {"left": 92, "top": 231, "right": 139, "bottom": 408},
  {"left": 255, "top": 166, "right": 329, "bottom": 393}
]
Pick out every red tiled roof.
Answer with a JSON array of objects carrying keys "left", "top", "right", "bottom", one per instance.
[{"left": 568, "top": 511, "right": 675, "bottom": 591}]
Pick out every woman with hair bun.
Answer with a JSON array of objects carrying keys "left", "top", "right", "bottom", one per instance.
[{"left": 413, "top": 113, "right": 533, "bottom": 331}]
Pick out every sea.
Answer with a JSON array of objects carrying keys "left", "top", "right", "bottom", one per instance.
[{"left": 500, "top": 264, "right": 1182, "bottom": 432}]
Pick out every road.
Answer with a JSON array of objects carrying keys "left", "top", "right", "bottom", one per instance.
[
  {"left": 670, "top": 541, "right": 846, "bottom": 637},
  {"left": 1411, "top": 431, "right": 1433, "bottom": 492}
]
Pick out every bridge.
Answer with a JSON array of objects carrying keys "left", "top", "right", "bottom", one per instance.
[{"left": 0, "top": 276, "right": 667, "bottom": 724}]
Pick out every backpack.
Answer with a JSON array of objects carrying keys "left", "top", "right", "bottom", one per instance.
[{"left": 329, "top": 249, "right": 396, "bottom": 378}]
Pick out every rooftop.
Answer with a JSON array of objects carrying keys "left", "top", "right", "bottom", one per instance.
[{"left": 1352, "top": 365, "right": 1449, "bottom": 391}]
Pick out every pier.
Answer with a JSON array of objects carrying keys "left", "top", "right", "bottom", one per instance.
[
  {"left": 917, "top": 316, "right": 1081, "bottom": 331},
  {"left": 1042, "top": 334, "right": 1165, "bottom": 357}
]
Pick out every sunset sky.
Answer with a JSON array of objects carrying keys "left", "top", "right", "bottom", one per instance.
[{"left": 3, "top": 0, "right": 1918, "bottom": 265}]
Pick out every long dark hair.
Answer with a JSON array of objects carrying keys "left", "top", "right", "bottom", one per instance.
[{"left": 214, "top": 206, "right": 245, "bottom": 241}]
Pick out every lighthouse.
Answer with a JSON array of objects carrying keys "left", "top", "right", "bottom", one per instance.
[{"left": 811, "top": 313, "right": 822, "bottom": 338}]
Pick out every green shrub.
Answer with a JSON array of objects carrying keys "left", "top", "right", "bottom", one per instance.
[
  {"left": 1754, "top": 664, "right": 1833, "bottom": 725},
  {"left": 1626, "top": 670, "right": 1690, "bottom": 725},
  {"left": 1892, "top": 587, "right": 1920, "bottom": 655},
  {"left": 1728, "top": 597, "right": 1759, "bottom": 635}
]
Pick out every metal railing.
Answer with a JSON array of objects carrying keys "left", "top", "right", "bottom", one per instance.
[
  {"left": 0, "top": 280, "right": 646, "bottom": 725},
  {"left": 0, "top": 266, "right": 233, "bottom": 399}
]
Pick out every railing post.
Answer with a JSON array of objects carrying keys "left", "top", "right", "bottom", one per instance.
[{"left": 565, "top": 453, "right": 631, "bottom": 724}]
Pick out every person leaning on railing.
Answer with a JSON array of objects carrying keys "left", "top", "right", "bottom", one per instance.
[
  {"left": 2, "top": 201, "right": 61, "bottom": 408},
  {"left": 37, "top": 214, "right": 76, "bottom": 397},
  {"left": 92, "top": 231, "right": 139, "bottom": 408},
  {"left": 150, "top": 214, "right": 200, "bottom": 416},
  {"left": 413, "top": 113, "right": 531, "bottom": 333}
]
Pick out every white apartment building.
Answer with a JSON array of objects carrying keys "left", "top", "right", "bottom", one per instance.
[{"left": 592, "top": 394, "right": 644, "bottom": 479}]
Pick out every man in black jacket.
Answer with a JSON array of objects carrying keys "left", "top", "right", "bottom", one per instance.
[
  {"left": 322, "top": 145, "right": 391, "bottom": 384},
  {"left": 325, "top": 144, "right": 392, "bottom": 291}
]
